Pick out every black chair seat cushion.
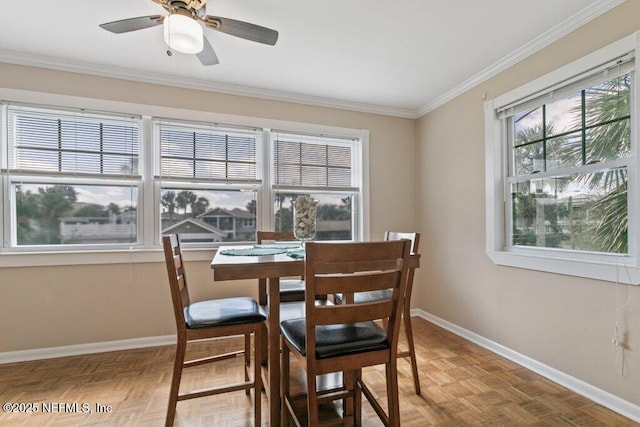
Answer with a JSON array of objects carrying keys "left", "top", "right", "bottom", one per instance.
[
  {"left": 184, "top": 297, "right": 266, "bottom": 329},
  {"left": 334, "top": 289, "right": 392, "bottom": 304},
  {"left": 280, "top": 279, "right": 306, "bottom": 301},
  {"left": 280, "top": 318, "right": 389, "bottom": 359}
]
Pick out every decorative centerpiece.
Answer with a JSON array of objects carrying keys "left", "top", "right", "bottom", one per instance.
[{"left": 293, "top": 195, "right": 318, "bottom": 243}]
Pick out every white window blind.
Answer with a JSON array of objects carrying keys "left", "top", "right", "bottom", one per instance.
[
  {"left": 7, "top": 106, "right": 140, "bottom": 177},
  {"left": 273, "top": 131, "right": 358, "bottom": 190},
  {"left": 497, "top": 53, "right": 634, "bottom": 120},
  {"left": 154, "top": 120, "right": 261, "bottom": 183}
]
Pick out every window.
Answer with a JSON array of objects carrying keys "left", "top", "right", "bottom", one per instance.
[
  {"left": 272, "top": 131, "right": 361, "bottom": 241},
  {"left": 485, "top": 33, "right": 640, "bottom": 284},
  {"left": 4, "top": 105, "right": 140, "bottom": 248},
  {"left": 0, "top": 100, "right": 366, "bottom": 257},
  {"left": 154, "top": 120, "right": 261, "bottom": 244}
]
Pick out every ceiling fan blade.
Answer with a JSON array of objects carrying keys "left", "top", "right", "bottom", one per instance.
[
  {"left": 204, "top": 16, "right": 278, "bottom": 45},
  {"left": 99, "top": 15, "right": 164, "bottom": 34},
  {"left": 197, "top": 36, "right": 220, "bottom": 66}
]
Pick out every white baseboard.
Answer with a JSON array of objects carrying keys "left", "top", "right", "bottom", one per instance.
[
  {"left": 411, "top": 308, "right": 640, "bottom": 423},
  {"left": 0, "top": 335, "right": 176, "bottom": 365}
]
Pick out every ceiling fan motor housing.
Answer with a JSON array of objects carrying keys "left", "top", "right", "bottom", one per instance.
[{"left": 167, "top": 0, "right": 207, "bottom": 12}]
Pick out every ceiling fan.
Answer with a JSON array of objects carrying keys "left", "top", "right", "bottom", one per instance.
[{"left": 99, "top": 0, "right": 278, "bottom": 66}]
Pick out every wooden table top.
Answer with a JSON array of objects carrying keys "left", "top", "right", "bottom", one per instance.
[{"left": 211, "top": 244, "right": 420, "bottom": 280}]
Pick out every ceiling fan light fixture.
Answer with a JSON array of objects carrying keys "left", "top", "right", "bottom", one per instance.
[{"left": 163, "top": 13, "right": 203, "bottom": 54}]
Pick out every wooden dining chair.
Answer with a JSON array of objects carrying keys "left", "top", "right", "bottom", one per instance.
[
  {"left": 280, "top": 240, "right": 412, "bottom": 426},
  {"left": 257, "top": 231, "right": 306, "bottom": 303},
  {"left": 163, "top": 234, "right": 266, "bottom": 426},
  {"left": 334, "top": 231, "right": 422, "bottom": 395}
]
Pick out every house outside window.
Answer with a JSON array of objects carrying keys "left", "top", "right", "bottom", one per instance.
[{"left": 484, "top": 32, "right": 640, "bottom": 284}]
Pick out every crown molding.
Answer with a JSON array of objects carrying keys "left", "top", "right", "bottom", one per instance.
[
  {"left": 0, "top": 49, "right": 417, "bottom": 119},
  {"left": 0, "top": 0, "right": 625, "bottom": 121},
  {"left": 416, "top": 0, "right": 627, "bottom": 117}
]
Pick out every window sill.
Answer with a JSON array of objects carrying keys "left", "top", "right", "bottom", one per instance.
[
  {"left": 0, "top": 247, "right": 217, "bottom": 268},
  {"left": 487, "top": 249, "right": 640, "bottom": 285}
]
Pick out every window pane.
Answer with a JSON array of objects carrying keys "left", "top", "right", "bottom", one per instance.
[
  {"left": 157, "top": 124, "right": 258, "bottom": 181},
  {"left": 274, "top": 192, "right": 353, "bottom": 241},
  {"left": 14, "top": 183, "right": 137, "bottom": 246},
  {"left": 546, "top": 131, "right": 582, "bottom": 170},
  {"left": 511, "top": 167, "right": 627, "bottom": 253},
  {"left": 585, "top": 73, "right": 631, "bottom": 125},
  {"left": 273, "top": 134, "right": 354, "bottom": 188},
  {"left": 584, "top": 73, "right": 631, "bottom": 163},
  {"left": 14, "top": 115, "right": 59, "bottom": 149},
  {"left": 9, "top": 109, "right": 139, "bottom": 176},
  {"left": 585, "top": 119, "right": 631, "bottom": 163},
  {"left": 16, "top": 148, "right": 59, "bottom": 172},
  {"left": 545, "top": 93, "right": 582, "bottom": 137},
  {"left": 514, "top": 141, "right": 543, "bottom": 175},
  {"left": 514, "top": 107, "right": 543, "bottom": 145},
  {"left": 195, "top": 133, "right": 225, "bottom": 160},
  {"left": 160, "top": 188, "right": 256, "bottom": 243}
]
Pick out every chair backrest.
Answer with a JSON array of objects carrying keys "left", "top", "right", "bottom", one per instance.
[
  {"left": 304, "top": 240, "right": 411, "bottom": 356},
  {"left": 384, "top": 232, "right": 420, "bottom": 324},
  {"left": 256, "top": 230, "right": 296, "bottom": 243},
  {"left": 163, "top": 234, "right": 190, "bottom": 332},
  {"left": 385, "top": 231, "right": 420, "bottom": 254}
]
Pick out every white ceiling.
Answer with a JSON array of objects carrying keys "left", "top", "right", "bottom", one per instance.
[{"left": 0, "top": 0, "right": 624, "bottom": 118}]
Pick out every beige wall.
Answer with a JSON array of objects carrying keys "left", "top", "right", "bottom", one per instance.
[
  {"left": 415, "top": 1, "right": 640, "bottom": 406},
  {"left": 0, "top": 64, "right": 417, "bottom": 352},
  {"left": 2, "top": 0, "right": 639, "bottom": 412}
]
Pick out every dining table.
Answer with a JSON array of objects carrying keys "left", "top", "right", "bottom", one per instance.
[{"left": 210, "top": 243, "right": 420, "bottom": 426}]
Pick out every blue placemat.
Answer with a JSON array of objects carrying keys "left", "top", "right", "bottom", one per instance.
[
  {"left": 286, "top": 249, "right": 305, "bottom": 259},
  {"left": 220, "top": 247, "right": 289, "bottom": 256}
]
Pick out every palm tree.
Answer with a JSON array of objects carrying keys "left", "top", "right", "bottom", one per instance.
[
  {"left": 588, "top": 181, "right": 627, "bottom": 253},
  {"left": 191, "top": 197, "right": 210, "bottom": 217},
  {"left": 564, "top": 73, "right": 630, "bottom": 253},
  {"left": 161, "top": 191, "right": 178, "bottom": 220},
  {"left": 176, "top": 190, "right": 197, "bottom": 215}
]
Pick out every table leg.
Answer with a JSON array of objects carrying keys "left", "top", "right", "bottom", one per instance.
[
  {"left": 258, "top": 279, "right": 269, "bottom": 365},
  {"left": 268, "top": 277, "right": 281, "bottom": 426}
]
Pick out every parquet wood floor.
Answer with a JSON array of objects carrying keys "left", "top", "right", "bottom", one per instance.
[{"left": 0, "top": 318, "right": 636, "bottom": 426}]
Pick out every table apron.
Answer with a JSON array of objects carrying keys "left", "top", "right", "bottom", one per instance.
[{"left": 212, "top": 264, "right": 302, "bottom": 281}]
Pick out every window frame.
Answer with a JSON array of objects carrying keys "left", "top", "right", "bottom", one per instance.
[
  {"left": 270, "top": 130, "right": 363, "bottom": 243},
  {"left": 485, "top": 31, "right": 640, "bottom": 285},
  {"left": 2, "top": 104, "right": 143, "bottom": 251},
  {"left": 152, "top": 118, "right": 265, "bottom": 247},
  {"left": 0, "top": 91, "right": 370, "bottom": 266}
]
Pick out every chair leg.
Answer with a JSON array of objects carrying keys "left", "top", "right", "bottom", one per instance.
[
  {"left": 342, "top": 371, "right": 355, "bottom": 418},
  {"left": 354, "top": 369, "right": 362, "bottom": 426},
  {"left": 307, "top": 369, "right": 319, "bottom": 426},
  {"left": 281, "top": 337, "right": 290, "bottom": 427},
  {"left": 166, "top": 337, "right": 187, "bottom": 426},
  {"left": 342, "top": 370, "right": 354, "bottom": 417},
  {"left": 385, "top": 360, "right": 401, "bottom": 427},
  {"left": 245, "top": 332, "right": 251, "bottom": 395},
  {"left": 254, "top": 326, "right": 262, "bottom": 427},
  {"left": 259, "top": 322, "right": 268, "bottom": 365},
  {"left": 403, "top": 310, "right": 421, "bottom": 395}
]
